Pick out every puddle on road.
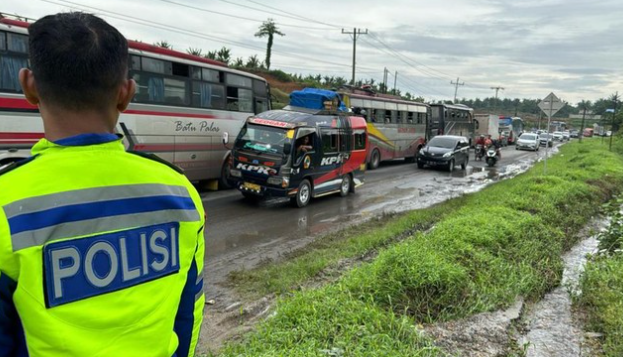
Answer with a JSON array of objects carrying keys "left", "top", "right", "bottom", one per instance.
[{"left": 518, "top": 219, "right": 608, "bottom": 357}]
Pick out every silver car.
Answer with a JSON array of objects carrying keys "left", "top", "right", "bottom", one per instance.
[
  {"left": 516, "top": 133, "right": 539, "bottom": 151},
  {"left": 539, "top": 133, "right": 554, "bottom": 147}
]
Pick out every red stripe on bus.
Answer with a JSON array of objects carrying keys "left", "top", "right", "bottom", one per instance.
[
  {"left": 0, "top": 98, "right": 232, "bottom": 120},
  {"left": 0, "top": 132, "right": 44, "bottom": 139},
  {"left": 0, "top": 141, "right": 38, "bottom": 145},
  {"left": 0, "top": 98, "right": 38, "bottom": 110}
]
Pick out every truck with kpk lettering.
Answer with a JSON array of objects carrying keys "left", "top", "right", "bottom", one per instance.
[{"left": 229, "top": 88, "right": 368, "bottom": 207}]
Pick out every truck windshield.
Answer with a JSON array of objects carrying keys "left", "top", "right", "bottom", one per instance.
[{"left": 235, "top": 124, "right": 291, "bottom": 155}]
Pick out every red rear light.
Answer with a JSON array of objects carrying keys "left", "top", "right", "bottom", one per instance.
[{"left": 238, "top": 156, "right": 248, "bottom": 163}]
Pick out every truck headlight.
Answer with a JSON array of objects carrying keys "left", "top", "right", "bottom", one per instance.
[
  {"left": 267, "top": 176, "right": 283, "bottom": 186},
  {"left": 230, "top": 169, "right": 242, "bottom": 178}
]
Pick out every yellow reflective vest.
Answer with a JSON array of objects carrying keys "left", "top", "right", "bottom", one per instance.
[{"left": 0, "top": 134, "right": 205, "bottom": 357}]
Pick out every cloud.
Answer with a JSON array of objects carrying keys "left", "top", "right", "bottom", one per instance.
[{"left": 4, "top": 0, "right": 622, "bottom": 103}]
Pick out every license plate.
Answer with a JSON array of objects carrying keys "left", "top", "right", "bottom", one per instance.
[{"left": 243, "top": 182, "right": 261, "bottom": 192}]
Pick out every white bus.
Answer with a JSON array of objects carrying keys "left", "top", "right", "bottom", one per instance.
[{"left": 0, "top": 18, "right": 270, "bottom": 186}]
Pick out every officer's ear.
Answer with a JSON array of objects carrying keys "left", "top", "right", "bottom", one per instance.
[
  {"left": 19, "top": 68, "right": 40, "bottom": 106},
  {"left": 116, "top": 78, "right": 136, "bottom": 112}
]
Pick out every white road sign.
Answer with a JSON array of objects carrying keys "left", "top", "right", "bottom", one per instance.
[{"left": 538, "top": 92, "right": 565, "bottom": 118}]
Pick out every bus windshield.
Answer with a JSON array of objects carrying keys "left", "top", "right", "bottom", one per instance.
[{"left": 234, "top": 124, "right": 291, "bottom": 155}]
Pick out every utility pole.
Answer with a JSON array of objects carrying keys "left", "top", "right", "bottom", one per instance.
[
  {"left": 490, "top": 86, "right": 505, "bottom": 112},
  {"left": 609, "top": 92, "right": 619, "bottom": 151},
  {"left": 341, "top": 27, "right": 368, "bottom": 85},
  {"left": 382, "top": 67, "right": 388, "bottom": 93},
  {"left": 451, "top": 77, "right": 464, "bottom": 103},
  {"left": 393, "top": 71, "right": 398, "bottom": 94},
  {"left": 579, "top": 106, "right": 587, "bottom": 144}
]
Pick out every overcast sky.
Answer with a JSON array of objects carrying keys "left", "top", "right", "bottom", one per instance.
[{"left": 5, "top": 0, "right": 622, "bottom": 105}]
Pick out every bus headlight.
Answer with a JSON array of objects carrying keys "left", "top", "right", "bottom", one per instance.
[
  {"left": 281, "top": 176, "right": 290, "bottom": 188},
  {"left": 230, "top": 169, "right": 242, "bottom": 178},
  {"left": 267, "top": 176, "right": 283, "bottom": 186}
]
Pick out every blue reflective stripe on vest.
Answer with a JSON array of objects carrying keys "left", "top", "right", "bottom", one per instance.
[{"left": 9, "top": 195, "right": 196, "bottom": 235}]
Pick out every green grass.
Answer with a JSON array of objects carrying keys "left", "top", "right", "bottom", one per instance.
[
  {"left": 578, "top": 255, "right": 623, "bottom": 356},
  {"left": 216, "top": 139, "right": 623, "bottom": 356},
  {"left": 229, "top": 197, "right": 469, "bottom": 298}
]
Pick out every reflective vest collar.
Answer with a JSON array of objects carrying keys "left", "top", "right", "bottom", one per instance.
[
  {"left": 53, "top": 133, "right": 120, "bottom": 146},
  {"left": 31, "top": 134, "right": 124, "bottom": 156}
]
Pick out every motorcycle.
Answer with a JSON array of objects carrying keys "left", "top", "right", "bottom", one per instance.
[
  {"left": 485, "top": 146, "right": 499, "bottom": 167},
  {"left": 475, "top": 144, "right": 484, "bottom": 161}
]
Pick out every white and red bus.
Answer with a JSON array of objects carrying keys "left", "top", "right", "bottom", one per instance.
[
  {"left": 0, "top": 18, "right": 270, "bottom": 186},
  {"left": 339, "top": 87, "right": 429, "bottom": 169}
]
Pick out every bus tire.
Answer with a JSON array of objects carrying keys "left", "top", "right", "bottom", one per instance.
[
  {"left": 219, "top": 159, "right": 233, "bottom": 190},
  {"left": 368, "top": 149, "right": 380, "bottom": 170},
  {"left": 291, "top": 179, "right": 312, "bottom": 208},
  {"left": 340, "top": 175, "right": 351, "bottom": 197}
]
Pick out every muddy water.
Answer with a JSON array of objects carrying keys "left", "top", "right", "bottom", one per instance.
[
  {"left": 423, "top": 216, "right": 606, "bottom": 357},
  {"left": 519, "top": 219, "right": 607, "bottom": 357}
]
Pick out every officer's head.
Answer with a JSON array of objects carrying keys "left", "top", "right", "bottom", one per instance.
[{"left": 19, "top": 12, "right": 135, "bottom": 119}]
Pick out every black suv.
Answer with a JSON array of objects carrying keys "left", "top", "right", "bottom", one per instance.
[{"left": 417, "top": 135, "right": 470, "bottom": 171}]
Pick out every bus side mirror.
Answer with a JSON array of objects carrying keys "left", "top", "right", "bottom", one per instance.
[
  {"left": 222, "top": 132, "right": 229, "bottom": 145},
  {"left": 283, "top": 143, "right": 292, "bottom": 155}
]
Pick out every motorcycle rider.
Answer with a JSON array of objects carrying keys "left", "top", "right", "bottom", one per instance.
[{"left": 475, "top": 135, "right": 486, "bottom": 160}]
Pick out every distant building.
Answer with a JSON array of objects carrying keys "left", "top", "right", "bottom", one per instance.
[{"left": 568, "top": 113, "right": 602, "bottom": 120}]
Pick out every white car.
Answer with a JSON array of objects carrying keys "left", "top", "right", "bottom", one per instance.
[
  {"left": 552, "top": 131, "right": 564, "bottom": 141},
  {"left": 562, "top": 131, "right": 570, "bottom": 141},
  {"left": 516, "top": 133, "right": 539, "bottom": 151}
]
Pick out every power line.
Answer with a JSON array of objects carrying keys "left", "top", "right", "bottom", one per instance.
[
  {"left": 41, "top": 0, "right": 365, "bottom": 71},
  {"left": 357, "top": 37, "right": 450, "bottom": 98},
  {"left": 245, "top": 0, "right": 343, "bottom": 29},
  {"left": 215, "top": 0, "right": 335, "bottom": 26},
  {"left": 157, "top": 0, "right": 333, "bottom": 31}
]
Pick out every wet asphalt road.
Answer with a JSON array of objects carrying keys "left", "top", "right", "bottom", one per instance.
[{"left": 199, "top": 144, "right": 549, "bottom": 299}]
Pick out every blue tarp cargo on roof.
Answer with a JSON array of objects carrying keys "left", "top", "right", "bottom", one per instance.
[{"left": 289, "top": 88, "right": 347, "bottom": 111}]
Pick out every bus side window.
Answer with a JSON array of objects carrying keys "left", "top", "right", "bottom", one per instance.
[
  {"left": 321, "top": 130, "right": 338, "bottom": 153},
  {"left": 353, "top": 131, "right": 366, "bottom": 150},
  {"left": 0, "top": 32, "right": 28, "bottom": 92},
  {"left": 407, "top": 112, "right": 414, "bottom": 124}
]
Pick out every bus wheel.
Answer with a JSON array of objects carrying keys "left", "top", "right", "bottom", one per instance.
[
  {"left": 291, "top": 179, "right": 312, "bottom": 208},
  {"left": 219, "top": 160, "right": 233, "bottom": 190},
  {"left": 368, "top": 149, "right": 380, "bottom": 170},
  {"left": 340, "top": 175, "right": 351, "bottom": 197}
]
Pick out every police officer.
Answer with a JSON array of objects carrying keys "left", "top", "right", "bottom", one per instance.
[{"left": 0, "top": 13, "right": 205, "bottom": 357}]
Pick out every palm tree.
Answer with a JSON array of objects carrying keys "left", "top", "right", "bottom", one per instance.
[
  {"left": 216, "top": 47, "right": 231, "bottom": 64},
  {"left": 255, "top": 18, "right": 285, "bottom": 70},
  {"left": 154, "top": 40, "right": 172, "bottom": 49},
  {"left": 204, "top": 51, "right": 217, "bottom": 60},
  {"left": 186, "top": 47, "right": 202, "bottom": 56},
  {"left": 232, "top": 57, "right": 244, "bottom": 68},
  {"left": 246, "top": 55, "right": 260, "bottom": 69}
]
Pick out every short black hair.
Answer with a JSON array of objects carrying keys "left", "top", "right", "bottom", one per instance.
[{"left": 28, "top": 12, "right": 129, "bottom": 110}]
